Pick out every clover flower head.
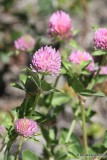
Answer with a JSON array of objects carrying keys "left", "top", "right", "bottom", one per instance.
[
  {"left": 15, "top": 118, "right": 38, "bottom": 137},
  {"left": 49, "top": 10, "right": 72, "bottom": 39},
  {"left": 14, "top": 35, "right": 35, "bottom": 51},
  {"left": 32, "top": 46, "right": 61, "bottom": 76},
  {"left": 99, "top": 66, "right": 107, "bottom": 75},
  {"left": 93, "top": 28, "right": 107, "bottom": 50},
  {"left": 69, "top": 50, "right": 95, "bottom": 72}
]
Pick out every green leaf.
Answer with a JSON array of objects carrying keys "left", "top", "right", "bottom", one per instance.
[
  {"left": 3, "top": 113, "right": 13, "bottom": 127},
  {"left": 51, "top": 92, "right": 71, "bottom": 106},
  {"left": 32, "top": 111, "right": 48, "bottom": 122},
  {"left": 41, "top": 80, "right": 53, "bottom": 91},
  {"left": 54, "top": 145, "right": 67, "bottom": 160},
  {"left": 19, "top": 73, "right": 27, "bottom": 84},
  {"left": 68, "top": 77, "right": 84, "bottom": 92},
  {"left": 81, "top": 60, "right": 92, "bottom": 69},
  {"left": 18, "top": 95, "right": 36, "bottom": 118},
  {"left": 92, "top": 50, "right": 107, "bottom": 56},
  {"left": 79, "top": 90, "right": 105, "bottom": 97},
  {"left": 22, "top": 150, "right": 39, "bottom": 160},
  {"left": 69, "top": 64, "right": 82, "bottom": 76},
  {"left": 61, "top": 67, "right": 67, "bottom": 74},
  {"left": 62, "top": 61, "right": 72, "bottom": 71},
  {"left": 43, "top": 144, "right": 53, "bottom": 157},
  {"left": 11, "top": 31, "right": 21, "bottom": 40},
  {"left": 69, "top": 39, "right": 78, "bottom": 49},
  {"left": 59, "top": 129, "right": 83, "bottom": 158},
  {"left": 67, "top": 135, "right": 83, "bottom": 158},
  {"left": 88, "top": 124, "right": 104, "bottom": 139},
  {"left": 82, "top": 70, "right": 90, "bottom": 75},
  {"left": 62, "top": 61, "right": 82, "bottom": 76},
  {"left": 25, "top": 77, "right": 38, "bottom": 94},
  {"left": 12, "top": 82, "right": 25, "bottom": 91},
  {"left": 86, "top": 108, "right": 96, "bottom": 122},
  {"left": 49, "top": 128, "right": 57, "bottom": 141},
  {"left": 26, "top": 68, "right": 41, "bottom": 88},
  {"left": 41, "top": 127, "right": 50, "bottom": 143},
  {"left": 96, "top": 75, "right": 107, "bottom": 83}
]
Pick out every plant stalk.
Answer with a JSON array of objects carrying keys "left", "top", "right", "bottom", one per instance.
[
  {"left": 48, "top": 76, "right": 60, "bottom": 109},
  {"left": 81, "top": 103, "right": 88, "bottom": 160},
  {"left": 66, "top": 119, "right": 76, "bottom": 143},
  {"left": 14, "top": 136, "right": 23, "bottom": 160},
  {"left": 30, "top": 92, "right": 40, "bottom": 116},
  {"left": 78, "top": 95, "right": 88, "bottom": 160},
  {"left": 65, "top": 107, "right": 80, "bottom": 143},
  {"left": 97, "top": 150, "right": 107, "bottom": 160}
]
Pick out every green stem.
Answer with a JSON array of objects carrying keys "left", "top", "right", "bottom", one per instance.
[
  {"left": 66, "top": 119, "right": 76, "bottom": 143},
  {"left": 30, "top": 92, "right": 40, "bottom": 116},
  {"left": 14, "top": 136, "right": 23, "bottom": 160},
  {"left": 29, "top": 73, "right": 44, "bottom": 116},
  {"left": 87, "top": 78, "right": 95, "bottom": 90},
  {"left": 97, "top": 149, "right": 107, "bottom": 160},
  {"left": 81, "top": 105, "right": 88, "bottom": 160},
  {"left": 43, "top": 145, "right": 54, "bottom": 160},
  {"left": 65, "top": 107, "right": 80, "bottom": 143},
  {"left": 48, "top": 76, "right": 60, "bottom": 109},
  {"left": 78, "top": 95, "right": 88, "bottom": 160},
  {"left": 80, "top": 101, "right": 88, "bottom": 160}
]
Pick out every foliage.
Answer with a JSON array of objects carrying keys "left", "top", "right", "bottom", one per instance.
[{"left": 0, "top": 1, "right": 107, "bottom": 160}]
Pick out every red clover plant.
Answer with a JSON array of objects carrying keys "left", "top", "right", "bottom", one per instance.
[{"left": 1, "top": 10, "right": 107, "bottom": 160}]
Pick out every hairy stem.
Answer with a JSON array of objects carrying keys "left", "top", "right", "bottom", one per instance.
[
  {"left": 81, "top": 103, "right": 88, "bottom": 160},
  {"left": 78, "top": 95, "right": 88, "bottom": 160},
  {"left": 14, "top": 136, "right": 23, "bottom": 160},
  {"left": 65, "top": 107, "right": 80, "bottom": 143}
]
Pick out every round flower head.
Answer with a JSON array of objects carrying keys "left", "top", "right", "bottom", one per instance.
[
  {"left": 15, "top": 118, "right": 38, "bottom": 137},
  {"left": 14, "top": 35, "right": 35, "bottom": 52},
  {"left": 69, "top": 51, "right": 95, "bottom": 72},
  {"left": 93, "top": 28, "right": 107, "bottom": 50},
  {"left": 99, "top": 66, "right": 107, "bottom": 75},
  {"left": 32, "top": 46, "right": 61, "bottom": 76},
  {"left": 49, "top": 10, "right": 72, "bottom": 40}
]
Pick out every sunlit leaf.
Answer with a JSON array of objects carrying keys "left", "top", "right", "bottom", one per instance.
[
  {"left": 92, "top": 50, "right": 107, "bottom": 56},
  {"left": 22, "top": 150, "right": 38, "bottom": 160}
]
